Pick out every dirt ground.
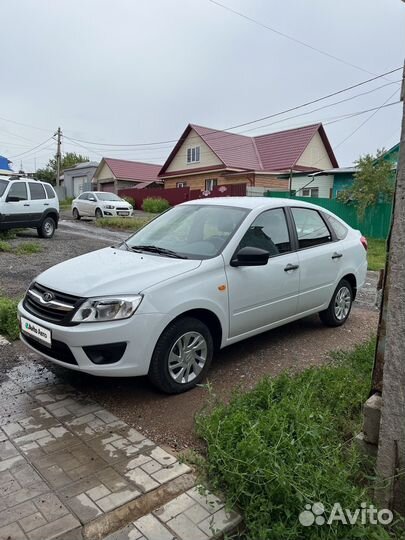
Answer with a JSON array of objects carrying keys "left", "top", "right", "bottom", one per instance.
[{"left": 0, "top": 222, "right": 379, "bottom": 450}]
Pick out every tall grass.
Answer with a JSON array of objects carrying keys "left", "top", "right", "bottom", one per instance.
[{"left": 197, "top": 341, "right": 400, "bottom": 539}]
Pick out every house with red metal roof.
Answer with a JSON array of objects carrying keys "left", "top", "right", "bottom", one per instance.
[
  {"left": 159, "top": 123, "right": 338, "bottom": 197},
  {"left": 93, "top": 158, "right": 163, "bottom": 193}
]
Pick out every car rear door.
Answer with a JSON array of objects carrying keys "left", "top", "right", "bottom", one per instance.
[
  {"left": 225, "top": 207, "right": 300, "bottom": 338},
  {"left": 28, "top": 182, "right": 47, "bottom": 222},
  {"left": 289, "top": 206, "right": 342, "bottom": 314}
]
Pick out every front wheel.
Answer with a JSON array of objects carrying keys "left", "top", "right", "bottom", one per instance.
[
  {"left": 72, "top": 207, "right": 81, "bottom": 220},
  {"left": 148, "top": 317, "right": 213, "bottom": 394},
  {"left": 95, "top": 208, "right": 103, "bottom": 219},
  {"left": 37, "top": 217, "right": 56, "bottom": 239},
  {"left": 319, "top": 279, "right": 353, "bottom": 327}
]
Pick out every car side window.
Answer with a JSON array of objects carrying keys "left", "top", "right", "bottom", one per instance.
[
  {"left": 238, "top": 208, "right": 291, "bottom": 256},
  {"left": 28, "top": 182, "right": 46, "bottom": 200},
  {"left": 44, "top": 184, "right": 56, "bottom": 199},
  {"left": 324, "top": 213, "right": 348, "bottom": 240},
  {"left": 7, "top": 182, "right": 28, "bottom": 201},
  {"left": 291, "top": 207, "right": 332, "bottom": 249},
  {"left": 78, "top": 193, "right": 88, "bottom": 200}
]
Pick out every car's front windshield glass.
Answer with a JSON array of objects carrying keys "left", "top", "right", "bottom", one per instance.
[
  {"left": 126, "top": 204, "right": 249, "bottom": 259},
  {"left": 96, "top": 193, "right": 122, "bottom": 201},
  {"left": 0, "top": 179, "right": 9, "bottom": 197}
]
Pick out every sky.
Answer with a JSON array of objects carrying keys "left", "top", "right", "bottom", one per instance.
[{"left": 0, "top": 0, "right": 404, "bottom": 172}]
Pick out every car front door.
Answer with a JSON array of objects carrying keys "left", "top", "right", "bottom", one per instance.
[
  {"left": 289, "top": 206, "right": 341, "bottom": 314},
  {"left": 2, "top": 182, "right": 30, "bottom": 225},
  {"left": 76, "top": 193, "right": 90, "bottom": 215},
  {"left": 28, "top": 182, "right": 47, "bottom": 223},
  {"left": 225, "top": 207, "right": 300, "bottom": 338}
]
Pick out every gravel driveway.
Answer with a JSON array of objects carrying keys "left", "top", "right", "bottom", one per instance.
[{"left": 0, "top": 222, "right": 379, "bottom": 450}]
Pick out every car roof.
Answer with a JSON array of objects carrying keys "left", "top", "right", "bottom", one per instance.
[{"left": 182, "top": 196, "right": 324, "bottom": 212}]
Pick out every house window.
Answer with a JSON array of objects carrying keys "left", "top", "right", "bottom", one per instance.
[
  {"left": 302, "top": 187, "right": 319, "bottom": 198},
  {"left": 176, "top": 182, "right": 187, "bottom": 188},
  {"left": 205, "top": 178, "right": 218, "bottom": 192},
  {"left": 187, "top": 146, "right": 200, "bottom": 164}
]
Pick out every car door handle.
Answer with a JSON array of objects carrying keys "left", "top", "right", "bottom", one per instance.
[
  {"left": 332, "top": 252, "right": 343, "bottom": 259},
  {"left": 284, "top": 263, "right": 299, "bottom": 272},
  {"left": 44, "top": 203, "right": 50, "bottom": 206},
  {"left": 23, "top": 203, "right": 30, "bottom": 207}
]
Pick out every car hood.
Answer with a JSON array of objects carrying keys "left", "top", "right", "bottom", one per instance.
[{"left": 36, "top": 247, "right": 202, "bottom": 297}]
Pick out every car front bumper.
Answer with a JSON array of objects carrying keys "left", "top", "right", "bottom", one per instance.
[
  {"left": 18, "top": 301, "right": 169, "bottom": 377},
  {"left": 102, "top": 208, "right": 133, "bottom": 217}
]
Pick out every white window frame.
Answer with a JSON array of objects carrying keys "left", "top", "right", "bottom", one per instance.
[
  {"left": 187, "top": 146, "right": 201, "bottom": 164},
  {"left": 176, "top": 182, "right": 187, "bottom": 188},
  {"left": 205, "top": 178, "right": 218, "bottom": 192}
]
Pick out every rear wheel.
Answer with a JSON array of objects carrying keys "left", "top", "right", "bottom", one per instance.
[
  {"left": 72, "top": 207, "right": 81, "bottom": 220},
  {"left": 148, "top": 317, "right": 213, "bottom": 393},
  {"left": 95, "top": 208, "right": 103, "bottom": 219},
  {"left": 319, "top": 279, "right": 353, "bottom": 327},
  {"left": 37, "top": 216, "right": 56, "bottom": 239}
]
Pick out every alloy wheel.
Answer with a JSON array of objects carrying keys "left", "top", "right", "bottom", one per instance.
[
  {"left": 334, "top": 286, "right": 351, "bottom": 320},
  {"left": 168, "top": 331, "right": 208, "bottom": 384}
]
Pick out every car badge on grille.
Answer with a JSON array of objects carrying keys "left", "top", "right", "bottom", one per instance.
[{"left": 42, "top": 292, "right": 54, "bottom": 303}]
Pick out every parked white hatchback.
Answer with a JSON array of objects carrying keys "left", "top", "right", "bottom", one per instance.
[
  {"left": 72, "top": 191, "right": 133, "bottom": 219},
  {"left": 18, "top": 197, "right": 367, "bottom": 393}
]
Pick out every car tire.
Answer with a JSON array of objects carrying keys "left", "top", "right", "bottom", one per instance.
[
  {"left": 37, "top": 216, "right": 56, "bottom": 239},
  {"left": 72, "top": 208, "right": 81, "bottom": 220},
  {"left": 148, "top": 317, "right": 213, "bottom": 394},
  {"left": 319, "top": 278, "right": 353, "bottom": 327},
  {"left": 95, "top": 208, "right": 103, "bottom": 219}
]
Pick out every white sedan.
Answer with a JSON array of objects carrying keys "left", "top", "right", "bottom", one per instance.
[
  {"left": 72, "top": 191, "right": 133, "bottom": 219},
  {"left": 19, "top": 197, "right": 367, "bottom": 393}
]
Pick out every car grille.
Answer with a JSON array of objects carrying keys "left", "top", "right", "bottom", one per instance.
[
  {"left": 23, "top": 282, "right": 83, "bottom": 325},
  {"left": 22, "top": 334, "right": 78, "bottom": 365},
  {"left": 116, "top": 207, "right": 129, "bottom": 211}
]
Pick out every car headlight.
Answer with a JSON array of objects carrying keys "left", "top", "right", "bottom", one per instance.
[
  {"left": 104, "top": 205, "right": 115, "bottom": 209},
  {"left": 72, "top": 295, "right": 142, "bottom": 323}
]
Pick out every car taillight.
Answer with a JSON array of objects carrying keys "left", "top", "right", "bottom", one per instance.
[{"left": 360, "top": 235, "right": 368, "bottom": 251}]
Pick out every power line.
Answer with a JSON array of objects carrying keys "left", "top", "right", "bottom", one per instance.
[
  {"left": 207, "top": 0, "right": 395, "bottom": 80},
  {"left": 9, "top": 136, "right": 55, "bottom": 159},
  {"left": 65, "top": 67, "right": 403, "bottom": 148}
]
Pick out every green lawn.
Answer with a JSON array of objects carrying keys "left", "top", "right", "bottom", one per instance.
[
  {"left": 0, "top": 297, "right": 20, "bottom": 340},
  {"left": 368, "top": 238, "right": 387, "bottom": 271},
  {"left": 196, "top": 341, "right": 402, "bottom": 539},
  {"left": 95, "top": 217, "right": 151, "bottom": 231}
]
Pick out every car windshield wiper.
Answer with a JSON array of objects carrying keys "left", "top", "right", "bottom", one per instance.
[{"left": 129, "top": 244, "right": 188, "bottom": 259}]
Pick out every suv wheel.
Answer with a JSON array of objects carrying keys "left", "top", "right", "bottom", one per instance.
[
  {"left": 72, "top": 208, "right": 81, "bottom": 220},
  {"left": 95, "top": 208, "right": 103, "bottom": 219},
  {"left": 319, "top": 279, "right": 353, "bottom": 327},
  {"left": 37, "top": 216, "right": 56, "bottom": 239},
  {"left": 148, "top": 317, "right": 213, "bottom": 394}
]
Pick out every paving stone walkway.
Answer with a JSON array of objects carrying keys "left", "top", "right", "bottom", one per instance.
[{"left": 0, "top": 352, "right": 241, "bottom": 540}]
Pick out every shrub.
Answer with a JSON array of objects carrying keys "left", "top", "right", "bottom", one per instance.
[
  {"left": 123, "top": 196, "right": 136, "bottom": 207},
  {"left": 196, "top": 341, "right": 400, "bottom": 539},
  {"left": 59, "top": 197, "right": 74, "bottom": 208},
  {"left": 0, "top": 297, "right": 20, "bottom": 340},
  {"left": 142, "top": 197, "right": 169, "bottom": 213}
]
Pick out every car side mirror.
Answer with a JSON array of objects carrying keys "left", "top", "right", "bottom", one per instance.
[
  {"left": 88, "top": 197, "right": 96, "bottom": 201},
  {"left": 6, "top": 196, "right": 20, "bottom": 202},
  {"left": 230, "top": 246, "right": 270, "bottom": 267}
]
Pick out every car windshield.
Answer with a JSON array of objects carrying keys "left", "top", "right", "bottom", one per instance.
[
  {"left": 126, "top": 204, "right": 249, "bottom": 259},
  {"left": 96, "top": 193, "right": 122, "bottom": 201},
  {"left": 0, "top": 179, "right": 9, "bottom": 197}
]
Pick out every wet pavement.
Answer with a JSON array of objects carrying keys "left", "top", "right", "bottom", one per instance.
[{"left": 0, "top": 364, "right": 240, "bottom": 540}]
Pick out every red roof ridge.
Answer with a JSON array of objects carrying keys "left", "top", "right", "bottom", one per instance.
[
  {"left": 104, "top": 157, "right": 161, "bottom": 167},
  {"left": 253, "top": 122, "right": 322, "bottom": 140}
]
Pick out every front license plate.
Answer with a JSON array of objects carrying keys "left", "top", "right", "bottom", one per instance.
[
  {"left": 21, "top": 317, "right": 52, "bottom": 346},
  {"left": 117, "top": 211, "right": 129, "bottom": 216}
]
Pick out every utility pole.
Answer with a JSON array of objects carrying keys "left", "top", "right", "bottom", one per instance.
[
  {"left": 374, "top": 60, "right": 405, "bottom": 515},
  {"left": 55, "top": 127, "right": 62, "bottom": 187}
]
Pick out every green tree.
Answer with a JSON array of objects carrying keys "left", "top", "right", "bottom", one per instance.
[
  {"left": 338, "top": 150, "right": 394, "bottom": 217},
  {"left": 34, "top": 152, "right": 89, "bottom": 184}
]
